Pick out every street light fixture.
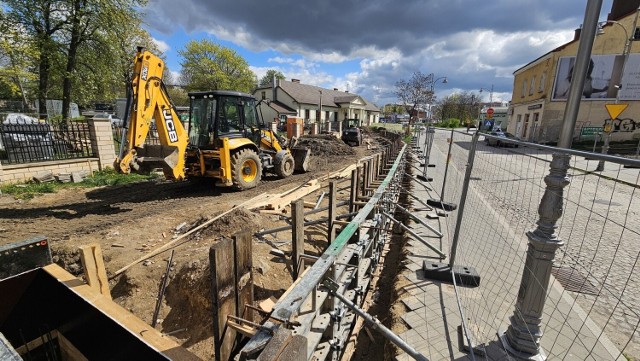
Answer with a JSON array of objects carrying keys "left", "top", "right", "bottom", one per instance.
[
  {"left": 429, "top": 75, "right": 448, "bottom": 121},
  {"left": 479, "top": 84, "right": 494, "bottom": 106}
]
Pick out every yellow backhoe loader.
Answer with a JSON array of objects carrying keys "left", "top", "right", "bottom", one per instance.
[{"left": 115, "top": 47, "right": 310, "bottom": 190}]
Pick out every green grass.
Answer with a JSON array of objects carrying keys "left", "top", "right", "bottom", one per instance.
[
  {"left": 0, "top": 168, "right": 158, "bottom": 200},
  {"left": 372, "top": 123, "right": 404, "bottom": 132}
]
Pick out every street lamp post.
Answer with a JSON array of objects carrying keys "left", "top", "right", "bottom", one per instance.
[
  {"left": 429, "top": 74, "right": 448, "bottom": 121},
  {"left": 596, "top": 14, "right": 638, "bottom": 171},
  {"left": 479, "top": 84, "right": 494, "bottom": 106}
]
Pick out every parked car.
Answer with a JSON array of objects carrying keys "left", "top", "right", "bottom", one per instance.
[
  {"left": 485, "top": 130, "right": 520, "bottom": 147},
  {"left": 341, "top": 127, "right": 363, "bottom": 146}
]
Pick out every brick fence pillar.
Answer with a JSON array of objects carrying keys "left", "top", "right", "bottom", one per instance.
[{"left": 88, "top": 118, "right": 116, "bottom": 170}]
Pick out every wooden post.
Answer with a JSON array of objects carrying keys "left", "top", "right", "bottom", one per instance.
[
  {"left": 328, "top": 180, "right": 338, "bottom": 244},
  {"left": 79, "top": 244, "right": 111, "bottom": 299},
  {"left": 234, "top": 232, "right": 253, "bottom": 323},
  {"left": 291, "top": 199, "right": 305, "bottom": 280},
  {"left": 362, "top": 162, "right": 368, "bottom": 196},
  {"left": 349, "top": 168, "right": 358, "bottom": 214},
  {"left": 210, "top": 238, "right": 236, "bottom": 361}
]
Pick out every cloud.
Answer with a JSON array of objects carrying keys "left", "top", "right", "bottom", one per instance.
[
  {"left": 152, "top": 38, "right": 171, "bottom": 53},
  {"left": 144, "top": 0, "right": 613, "bottom": 105}
]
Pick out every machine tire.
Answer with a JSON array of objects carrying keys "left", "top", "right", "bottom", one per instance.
[
  {"left": 275, "top": 153, "right": 295, "bottom": 178},
  {"left": 231, "top": 149, "right": 262, "bottom": 190}
]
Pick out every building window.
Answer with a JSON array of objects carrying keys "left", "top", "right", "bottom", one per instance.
[
  {"left": 522, "top": 79, "right": 527, "bottom": 98},
  {"left": 261, "top": 91, "right": 266, "bottom": 100},
  {"left": 305, "top": 109, "right": 310, "bottom": 120},
  {"left": 539, "top": 72, "right": 546, "bottom": 92},
  {"left": 529, "top": 76, "right": 536, "bottom": 95}
]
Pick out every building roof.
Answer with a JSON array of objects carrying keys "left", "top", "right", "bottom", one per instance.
[
  {"left": 258, "top": 80, "right": 380, "bottom": 112},
  {"left": 269, "top": 100, "right": 296, "bottom": 115}
]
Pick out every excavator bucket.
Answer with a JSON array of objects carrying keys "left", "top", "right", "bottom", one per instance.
[
  {"left": 292, "top": 147, "right": 311, "bottom": 173},
  {"left": 131, "top": 145, "right": 183, "bottom": 180}
]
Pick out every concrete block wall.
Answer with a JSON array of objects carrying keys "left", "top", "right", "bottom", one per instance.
[
  {"left": 0, "top": 118, "right": 116, "bottom": 185},
  {"left": 88, "top": 117, "right": 116, "bottom": 170},
  {"left": 0, "top": 158, "right": 100, "bottom": 184}
]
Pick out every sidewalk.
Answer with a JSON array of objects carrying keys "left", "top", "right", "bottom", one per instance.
[{"left": 392, "top": 146, "right": 627, "bottom": 360}]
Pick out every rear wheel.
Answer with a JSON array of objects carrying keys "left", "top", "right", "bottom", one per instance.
[
  {"left": 275, "top": 153, "right": 295, "bottom": 178},
  {"left": 231, "top": 149, "right": 262, "bottom": 190}
]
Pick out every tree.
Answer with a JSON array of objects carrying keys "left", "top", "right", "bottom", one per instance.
[
  {"left": 179, "top": 39, "right": 256, "bottom": 93},
  {"left": 60, "top": 0, "right": 146, "bottom": 120},
  {"left": 258, "top": 69, "right": 285, "bottom": 87},
  {"left": 4, "top": 0, "right": 67, "bottom": 117},
  {"left": 0, "top": 10, "right": 39, "bottom": 107},
  {"left": 3, "top": 0, "right": 148, "bottom": 119},
  {"left": 395, "top": 71, "right": 434, "bottom": 123},
  {"left": 435, "top": 92, "right": 481, "bottom": 124}
]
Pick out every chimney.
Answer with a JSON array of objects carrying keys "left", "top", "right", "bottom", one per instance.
[
  {"left": 574, "top": 27, "right": 581, "bottom": 41},
  {"left": 272, "top": 75, "right": 277, "bottom": 102},
  {"left": 291, "top": 79, "right": 300, "bottom": 83},
  {"left": 608, "top": 0, "right": 640, "bottom": 21}
]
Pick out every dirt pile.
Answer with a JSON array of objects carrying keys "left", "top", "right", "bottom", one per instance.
[{"left": 296, "top": 135, "right": 356, "bottom": 157}]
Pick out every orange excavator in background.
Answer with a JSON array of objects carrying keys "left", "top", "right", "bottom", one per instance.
[{"left": 114, "top": 47, "right": 310, "bottom": 190}]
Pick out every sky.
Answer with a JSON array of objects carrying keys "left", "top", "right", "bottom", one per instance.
[{"left": 143, "top": 0, "right": 615, "bottom": 107}]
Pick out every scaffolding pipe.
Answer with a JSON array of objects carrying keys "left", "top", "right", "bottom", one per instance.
[{"left": 323, "top": 280, "right": 429, "bottom": 361}]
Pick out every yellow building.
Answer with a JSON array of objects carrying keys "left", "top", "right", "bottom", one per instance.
[{"left": 509, "top": 1, "right": 640, "bottom": 143}]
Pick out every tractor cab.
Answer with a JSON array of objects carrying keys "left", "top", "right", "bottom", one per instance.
[{"left": 188, "top": 90, "right": 264, "bottom": 148}]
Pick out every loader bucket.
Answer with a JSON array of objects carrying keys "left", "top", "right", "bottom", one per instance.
[
  {"left": 132, "top": 145, "right": 182, "bottom": 179},
  {"left": 292, "top": 147, "right": 311, "bottom": 173}
]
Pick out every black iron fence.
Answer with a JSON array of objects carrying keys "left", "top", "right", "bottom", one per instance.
[
  {"left": 111, "top": 124, "right": 161, "bottom": 154},
  {"left": 0, "top": 121, "right": 95, "bottom": 165}
]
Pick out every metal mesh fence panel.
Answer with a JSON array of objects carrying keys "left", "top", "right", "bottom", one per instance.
[{"left": 428, "top": 129, "right": 640, "bottom": 360}]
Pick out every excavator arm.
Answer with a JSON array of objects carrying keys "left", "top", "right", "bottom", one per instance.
[{"left": 115, "top": 48, "right": 188, "bottom": 180}]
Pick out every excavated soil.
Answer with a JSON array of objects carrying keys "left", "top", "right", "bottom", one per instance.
[{"left": 0, "top": 134, "right": 386, "bottom": 359}]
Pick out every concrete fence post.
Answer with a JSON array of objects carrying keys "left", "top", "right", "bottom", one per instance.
[{"left": 88, "top": 117, "right": 116, "bottom": 170}]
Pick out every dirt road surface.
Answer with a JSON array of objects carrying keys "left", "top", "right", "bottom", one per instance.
[{"left": 0, "top": 134, "right": 386, "bottom": 359}]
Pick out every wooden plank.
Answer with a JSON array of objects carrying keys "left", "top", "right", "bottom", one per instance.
[
  {"left": 291, "top": 199, "right": 305, "bottom": 280},
  {"left": 41, "top": 265, "right": 199, "bottom": 361},
  {"left": 114, "top": 194, "right": 262, "bottom": 277},
  {"left": 58, "top": 331, "right": 89, "bottom": 361},
  {"left": 268, "top": 181, "right": 321, "bottom": 210},
  {"left": 234, "top": 232, "right": 253, "bottom": 324},
  {"left": 78, "top": 244, "right": 111, "bottom": 299},
  {"left": 210, "top": 239, "right": 236, "bottom": 361},
  {"left": 256, "top": 328, "right": 293, "bottom": 361},
  {"left": 15, "top": 329, "right": 59, "bottom": 355},
  {"left": 226, "top": 320, "right": 257, "bottom": 338}
]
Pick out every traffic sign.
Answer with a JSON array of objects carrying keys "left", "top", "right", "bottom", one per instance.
[
  {"left": 487, "top": 108, "right": 494, "bottom": 116},
  {"left": 581, "top": 126, "right": 603, "bottom": 136},
  {"left": 605, "top": 104, "right": 628, "bottom": 119}
]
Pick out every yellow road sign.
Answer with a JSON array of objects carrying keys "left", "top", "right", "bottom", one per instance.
[{"left": 605, "top": 104, "right": 628, "bottom": 119}]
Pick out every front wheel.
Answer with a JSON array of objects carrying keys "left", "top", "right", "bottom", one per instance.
[
  {"left": 275, "top": 153, "right": 295, "bottom": 178},
  {"left": 231, "top": 149, "right": 262, "bottom": 190}
]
